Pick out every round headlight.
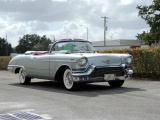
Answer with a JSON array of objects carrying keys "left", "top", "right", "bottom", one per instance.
[
  {"left": 78, "top": 57, "right": 88, "bottom": 66},
  {"left": 125, "top": 57, "right": 132, "bottom": 64}
]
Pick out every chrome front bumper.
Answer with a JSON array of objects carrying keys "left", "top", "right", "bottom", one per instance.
[{"left": 72, "top": 65, "right": 133, "bottom": 82}]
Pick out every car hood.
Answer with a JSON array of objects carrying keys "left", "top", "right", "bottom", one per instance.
[{"left": 74, "top": 53, "right": 131, "bottom": 66}]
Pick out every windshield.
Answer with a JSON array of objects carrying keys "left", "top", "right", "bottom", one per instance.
[{"left": 51, "top": 41, "right": 95, "bottom": 53}]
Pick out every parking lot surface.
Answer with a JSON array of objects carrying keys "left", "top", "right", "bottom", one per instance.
[{"left": 0, "top": 71, "right": 160, "bottom": 120}]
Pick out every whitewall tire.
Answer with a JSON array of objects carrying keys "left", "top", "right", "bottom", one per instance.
[
  {"left": 63, "top": 69, "right": 75, "bottom": 90},
  {"left": 19, "top": 68, "right": 31, "bottom": 85}
]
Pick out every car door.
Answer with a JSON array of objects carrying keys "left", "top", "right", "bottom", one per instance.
[
  {"left": 48, "top": 41, "right": 73, "bottom": 79},
  {"left": 31, "top": 54, "right": 50, "bottom": 79}
]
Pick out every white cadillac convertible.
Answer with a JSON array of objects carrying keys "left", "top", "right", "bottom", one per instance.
[{"left": 8, "top": 39, "right": 133, "bottom": 90}]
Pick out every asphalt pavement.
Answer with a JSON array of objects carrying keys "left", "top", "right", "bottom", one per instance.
[{"left": 0, "top": 71, "right": 160, "bottom": 120}]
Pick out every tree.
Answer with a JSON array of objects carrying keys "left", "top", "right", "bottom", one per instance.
[
  {"left": 0, "top": 37, "right": 13, "bottom": 56},
  {"left": 16, "top": 34, "right": 52, "bottom": 53},
  {"left": 137, "top": 0, "right": 160, "bottom": 46}
]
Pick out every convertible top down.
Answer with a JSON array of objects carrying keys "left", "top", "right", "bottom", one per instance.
[{"left": 8, "top": 39, "right": 133, "bottom": 90}]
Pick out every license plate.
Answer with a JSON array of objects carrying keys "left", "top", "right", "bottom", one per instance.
[{"left": 104, "top": 74, "right": 115, "bottom": 81}]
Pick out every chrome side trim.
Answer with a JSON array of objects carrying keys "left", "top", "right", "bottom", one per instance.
[
  {"left": 49, "top": 60, "right": 75, "bottom": 62},
  {"left": 8, "top": 65, "right": 24, "bottom": 68}
]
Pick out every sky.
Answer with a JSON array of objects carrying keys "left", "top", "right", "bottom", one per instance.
[{"left": 0, "top": 0, "right": 151, "bottom": 47}]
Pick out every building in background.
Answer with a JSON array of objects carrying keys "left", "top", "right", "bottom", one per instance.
[{"left": 92, "top": 39, "right": 147, "bottom": 50}]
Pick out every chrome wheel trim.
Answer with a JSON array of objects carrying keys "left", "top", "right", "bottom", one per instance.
[
  {"left": 19, "top": 68, "right": 26, "bottom": 83},
  {"left": 63, "top": 69, "right": 74, "bottom": 90}
]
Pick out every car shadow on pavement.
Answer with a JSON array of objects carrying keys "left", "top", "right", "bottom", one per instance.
[{"left": 10, "top": 80, "right": 146, "bottom": 97}]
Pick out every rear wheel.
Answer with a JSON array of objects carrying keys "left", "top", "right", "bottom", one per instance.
[
  {"left": 63, "top": 69, "right": 75, "bottom": 90},
  {"left": 19, "top": 68, "right": 31, "bottom": 85},
  {"left": 108, "top": 80, "right": 124, "bottom": 87}
]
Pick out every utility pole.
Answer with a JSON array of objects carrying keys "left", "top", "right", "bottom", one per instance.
[
  {"left": 53, "top": 35, "right": 55, "bottom": 42},
  {"left": 101, "top": 16, "right": 109, "bottom": 46},
  {"left": 6, "top": 34, "right": 8, "bottom": 56},
  {"left": 86, "top": 27, "right": 88, "bottom": 41},
  {"left": 80, "top": 25, "right": 88, "bottom": 41}
]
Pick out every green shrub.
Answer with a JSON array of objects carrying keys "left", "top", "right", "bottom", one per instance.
[
  {"left": 0, "top": 56, "right": 11, "bottom": 70},
  {"left": 1, "top": 47, "right": 160, "bottom": 79},
  {"left": 97, "top": 47, "right": 160, "bottom": 79}
]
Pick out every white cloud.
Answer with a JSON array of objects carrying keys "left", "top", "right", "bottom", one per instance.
[
  {"left": 120, "top": 0, "right": 134, "bottom": 5},
  {"left": 0, "top": 0, "right": 151, "bottom": 47},
  {"left": 0, "top": 18, "right": 8, "bottom": 28}
]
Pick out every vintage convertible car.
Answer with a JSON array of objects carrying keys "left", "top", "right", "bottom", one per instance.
[{"left": 8, "top": 39, "right": 133, "bottom": 90}]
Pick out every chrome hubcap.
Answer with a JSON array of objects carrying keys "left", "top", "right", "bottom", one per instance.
[
  {"left": 64, "top": 70, "right": 73, "bottom": 89},
  {"left": 19, "top": 69, "right": 25, "bottom": 83},
  {"left": 65, "top": 73, "right": 73, "bottom": 85}
]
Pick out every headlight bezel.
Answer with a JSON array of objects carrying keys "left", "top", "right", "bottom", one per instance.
[
  {"left": 78, "top": 57, "right": 88, "bottom": 66},
  {"left": 123, "top": 56, "right": 133, "bottom": 64}
]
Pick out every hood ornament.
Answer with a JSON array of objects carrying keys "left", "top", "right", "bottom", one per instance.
[{"left": 102, "top": 59, "right": 111, "bottom": 64}]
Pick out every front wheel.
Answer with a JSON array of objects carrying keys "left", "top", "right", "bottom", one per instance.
[
  {"left": 19, "top": 68, "right": 31, "bottom": 85},
  {"left": 63, "top": 69, "right": 75, "bottom": 90},
  {"left": 108, "top": 80, "right": 124, "bottom": 87}
]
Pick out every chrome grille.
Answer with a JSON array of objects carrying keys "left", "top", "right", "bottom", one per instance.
[{"left": 89, "top": 67, "right": 124, "bottom": 78}]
